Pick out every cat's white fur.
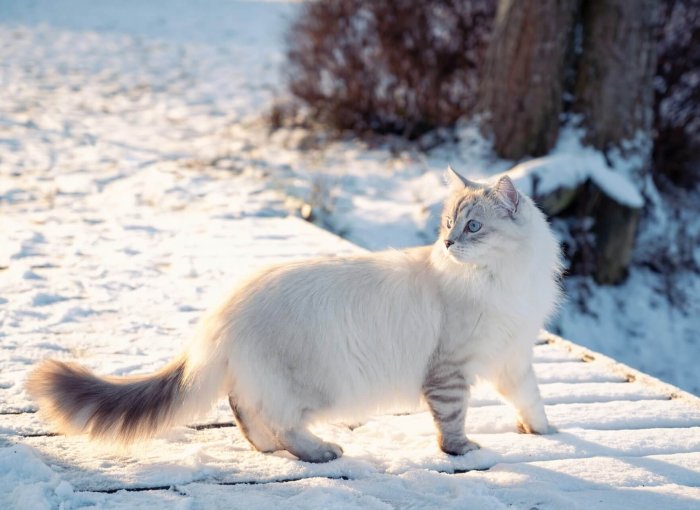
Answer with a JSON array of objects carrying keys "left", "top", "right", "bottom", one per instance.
[{"left": 28, "top": 167, "right": 561, "bottom": 463}]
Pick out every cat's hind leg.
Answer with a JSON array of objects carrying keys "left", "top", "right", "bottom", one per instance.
[
  {"left": 228, "top": 396, "right": 281, "bottom": 453},
  {"left": 494, "top": 360, "right": 549, "bottom": 434},
  {"left": 229, "top": 398, "right": 342, "bottom": 462},
  {"left": 277, "top": 426, "right": 343, "bottom": 463},
  {"left": 423, "top": 364, "right": 479, "bottom": 455}
]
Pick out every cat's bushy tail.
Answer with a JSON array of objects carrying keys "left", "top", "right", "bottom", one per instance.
[{"left": 26, "top": 351, "right": 225, "bottom": 443}]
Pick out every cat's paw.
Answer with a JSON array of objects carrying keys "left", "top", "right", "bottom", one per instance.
[
  {"left": 517, "top": 418, "right": 550, "bottom": 435},
  {"left": 440, "top": 436, "right": 481, "bottom": 456},
  {"left": 295, "top": 442, "right": 344, "bottom": 463}
]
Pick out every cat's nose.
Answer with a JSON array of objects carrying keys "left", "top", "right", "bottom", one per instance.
[{"left": 445, "top": 239, "right": 454, "bottom": 249}]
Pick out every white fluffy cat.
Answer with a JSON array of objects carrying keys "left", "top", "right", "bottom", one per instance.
[{"left": 28, "top": 166, "right": 562, "bottom": 463}]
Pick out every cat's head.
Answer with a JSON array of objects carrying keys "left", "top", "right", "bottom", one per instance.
[{"left": 439, "top": 166, "right": 530, "bottom": 266}]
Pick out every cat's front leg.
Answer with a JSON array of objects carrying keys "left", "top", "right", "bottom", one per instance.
[
  {"left": 495, "top": 359, "right": 549, "bottom": 434},
  {"left": 423, "top": 363, "right": 479, "bottom": 455}
]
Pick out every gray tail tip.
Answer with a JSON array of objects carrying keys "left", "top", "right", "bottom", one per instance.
[
  {"left": 25, "top": 359, "right": 96, "bottom": 433},
  {"left": 26, "top": 358, "right": 88, "bottom": 401},
  {"left": 26, "top": 357, "right": 187, "bottom": 442}
]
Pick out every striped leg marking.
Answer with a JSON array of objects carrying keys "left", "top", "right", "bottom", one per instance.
[{"left": 423, "top": 364, "right": 479, "bottom": 455}]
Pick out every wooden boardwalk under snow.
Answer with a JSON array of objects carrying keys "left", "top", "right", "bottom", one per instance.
[{"left": 1, "top": 217, "right": 699, "bottom": 509}]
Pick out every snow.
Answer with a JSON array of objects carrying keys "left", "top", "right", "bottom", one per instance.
[
  {"left": 2, "top": 216, "right": 699, "bottom": 510},
  {"left": 504, "top": 127, "right": 645, "bottom": 209},
  {"left": 1, "top": 0, "right": 700, "bottom": 508}
]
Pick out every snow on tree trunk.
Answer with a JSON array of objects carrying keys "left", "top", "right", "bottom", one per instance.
[{"left": 479, "top": 0, "right": 580, "bottom": 160}]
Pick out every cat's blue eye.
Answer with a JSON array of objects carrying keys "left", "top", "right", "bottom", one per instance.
[{"left": 466, "top": 219, "right": 482, "bottom": 233}]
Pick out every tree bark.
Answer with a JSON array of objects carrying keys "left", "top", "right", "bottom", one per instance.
[
  {"left": 479, "top": 0, "right": 580, "bottom": 160},
  {"left": 574, "top": 0, "right": 658, "bottom": 162}
]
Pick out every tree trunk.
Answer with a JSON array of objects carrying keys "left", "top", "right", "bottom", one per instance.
[
  {"left": 593, "top": 191, "right": 641, "bottom": 285},
  {"left": 479, "top": 0, "right": 580, "bottom": 160},
  {"left": 573, "top": 0, "right": 657, "bottom": 283},
  {"left": 480, "top": 0, "right": 658, "bottom": 284},
  {"left": 574, "top": 0, "right": 658, "bottom": 163}
]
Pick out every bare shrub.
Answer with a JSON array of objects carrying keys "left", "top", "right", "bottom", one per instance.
[
  {"left": 285, "top": 0, "right": 495, "bottom": 139},
  {"left": 653, "top": 0, "right": 700, "bottom": 188}
]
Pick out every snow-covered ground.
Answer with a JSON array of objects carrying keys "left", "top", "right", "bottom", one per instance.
[
  {"left": 1, "top": 1, "right": 700, "bottom": 508},
  {"left": 2, "top": 208, "right": 700, "bottom": 508}
]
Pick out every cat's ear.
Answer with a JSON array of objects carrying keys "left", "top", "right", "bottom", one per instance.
[
  {"left": 492, "top": 175, "right": 520, "bottom": 216},
  {"left": 446, "top": 165, "right": 477, "bottom": 191}
]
